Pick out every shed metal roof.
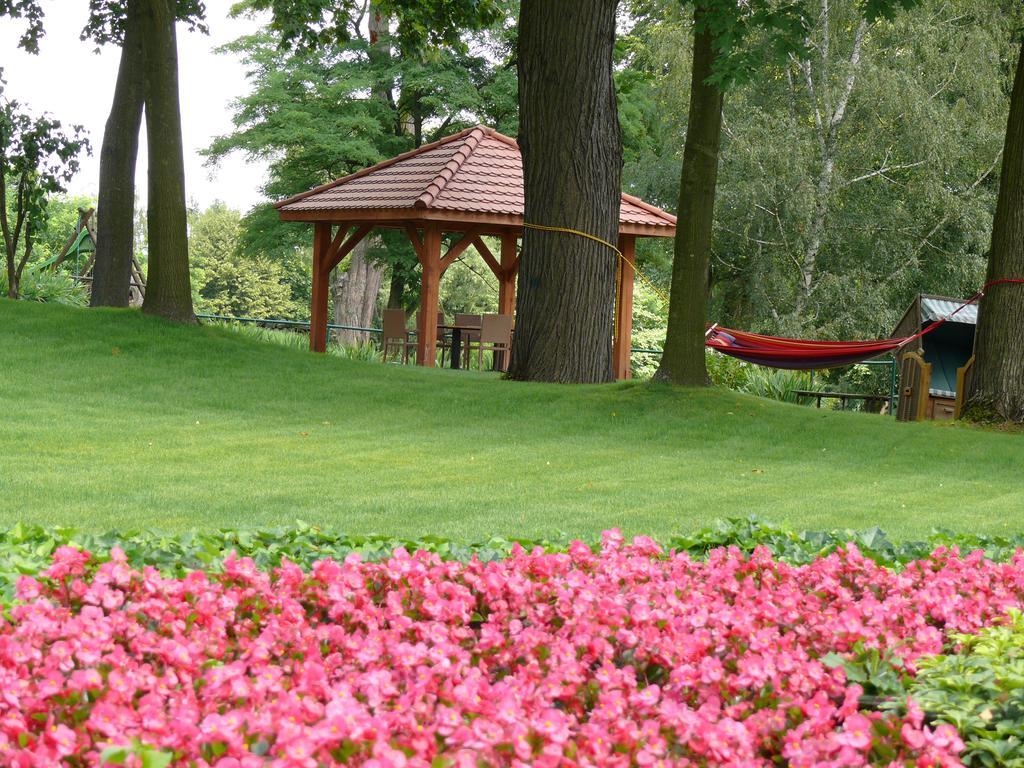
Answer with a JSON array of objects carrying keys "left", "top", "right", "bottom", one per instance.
[
  {"left": 275, "top": 125, "right": 677, "bottom": 233},
  {"left": 920, "top": 296, "right": 977, "bottom": 325}
]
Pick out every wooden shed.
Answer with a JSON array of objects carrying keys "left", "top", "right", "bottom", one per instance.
[{"left": 891, "top": 294, "right": 976, "bottom": 421}]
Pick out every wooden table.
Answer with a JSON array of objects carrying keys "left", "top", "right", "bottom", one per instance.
[{"left": 438, "top": 324, "right": 481, "bottom": 370}]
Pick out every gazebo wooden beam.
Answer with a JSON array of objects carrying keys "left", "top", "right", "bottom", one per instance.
[
  {"left": 612, "top": 235, "right": 637, "bottom": 380},
  {"left": 308, "top": 224, "right": 376, "bottom": 354},
  {"left": 498, "top": 234, "right": 518, "bottom": 317},
  {"left": 310, "top": 222, "right": 332, "bottom": 353},
  {"left": 470, "top": 234, "right": 503, "bottom": 279},
  {"left": 279, "top": 208, "right": 675, "bottom": 239},
  {"left": 404, "top": 224, "right": 425, "bottom": 260},
  {"left": 416, "top": 224, "right": 442, "bottom": 366},
  {"left": 326, "top": 225, "right": 349, "bottom": 261},
  {"left": 325, "top": 224, "right": 373, "bottom": 272},
  {"left": 439, "top": 229, "right": 480, "bottom": 274}
]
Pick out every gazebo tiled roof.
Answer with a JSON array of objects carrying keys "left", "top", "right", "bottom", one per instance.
[{"left": 275, "top": 125, "right": 677, "bottom": 236}]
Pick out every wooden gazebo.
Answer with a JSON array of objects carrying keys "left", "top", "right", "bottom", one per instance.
[{"left": 275, "top": 125, "right": 676, "bottom": 379}]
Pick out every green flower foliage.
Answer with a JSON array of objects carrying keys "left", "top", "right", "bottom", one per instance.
[
  {"left": 836, "top": 609, "right": 1024, "bottom": 767},
  {"left": 910, "top": 611, "right": 1024, "bottom": 767},
  {"left": 5, "top": 516, "right": 1024, "bottom": 603}
]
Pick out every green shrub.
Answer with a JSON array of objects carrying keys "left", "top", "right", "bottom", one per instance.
[
  {"left": 706, "top": 349, "right": 750, "bottom": 390},
  {"left": 209, "top": 320, "right": 382, "bottom": 362},
  {"left": 0, "top": 265, "right": 88, "bottom": 306},
  {"left": 738, "top": 365, "right": 817, "bottom": 405},
  {"left": 629, "top": 281, "right": 668, "bottom": 379},
  {"left": 332, "top": 339, "right": 382, "bottom": 363}
]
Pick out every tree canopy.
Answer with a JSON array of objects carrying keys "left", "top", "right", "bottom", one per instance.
[{"left": 1, "top": 74, "right": 90, "bottom": 298}]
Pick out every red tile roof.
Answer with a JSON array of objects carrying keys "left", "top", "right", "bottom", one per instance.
[{"left": 275, "top": 125, "right": 676, "bottom": 233}]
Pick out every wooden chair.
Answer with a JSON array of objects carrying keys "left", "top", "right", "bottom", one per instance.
[
  {"left": 467, "top": 313, "right": 513, "bottom": 372},
  {"left": 381, "top": 308, "right": 415, "bottom": 363},
  {"left": 416, "top": 310, "right": 451, "bottom": 366}
]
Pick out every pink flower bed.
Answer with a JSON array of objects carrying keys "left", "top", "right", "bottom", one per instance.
[{"left": 2, "top": 533, "right": 1023, "bottom": 767}]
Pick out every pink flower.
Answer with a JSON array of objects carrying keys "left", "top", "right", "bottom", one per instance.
[{"left": 1, "top": 533, "right": 1013, "bottom": 765}]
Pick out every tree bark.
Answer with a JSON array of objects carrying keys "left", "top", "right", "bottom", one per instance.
[
  {"left": 91, "top": 0, "right": 145, "bottom": 308},
  {"left": 964, "top": 42, "right": 1024, "bottom": 422},
  {"left": 654, "top": 7, "right": 724, "bottom": 386},
  {"left": 386, "top": 271, "right": 405, "bottom": 309},
  {"left": 508, "top": 0, "right": 622, "bottom": 384},
  {"left": 332, "top": 237, "right": 383, "bottom": 345},
  {"left": 140, "top": 0, "right": 194, "bottom": 323}
]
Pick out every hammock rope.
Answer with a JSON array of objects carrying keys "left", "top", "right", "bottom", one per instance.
[{"left": 521, "top": 222, "right": 1023, "bottom": 370}]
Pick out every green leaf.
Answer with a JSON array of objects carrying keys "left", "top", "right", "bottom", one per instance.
[
  {"left": 99, "top": 746, "right": 129, "bottom": 765},
  {"left": 139, "top": 749, "right": 174, "bottom": 768}
]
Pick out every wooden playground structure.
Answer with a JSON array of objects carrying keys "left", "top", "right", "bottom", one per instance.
[{"left": 48, "top": 208, "right": 146, "bottom": 305}]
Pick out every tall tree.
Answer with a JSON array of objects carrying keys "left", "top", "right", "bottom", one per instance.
[
  {"left": 654, "top": 0, "right": 809, "bottom": 385},
  {"left": 2, "top": 1, "right": 205, "bottom": 309},
  {"left": 653, "top": 6, "right": 723, "bottom": 385},
  {"left": 654, "top": 0, "right": 920, "bottom": 386},
  {"left": 507, "top": 0, "right": 622, "bottom": 383},
  {"left": 965, "top": 39, "right": 1024, "bottom": 422},
  {"left": 89, "top": 0, "right": 145, "bottom": 307},
  {"left": 139, "top": 0, "right": 194, "bottom": 322},
  {"left": 190, "top": 201, "right": 298, "bottom": 318}
]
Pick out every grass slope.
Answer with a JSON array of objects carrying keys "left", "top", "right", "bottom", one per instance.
[{"left": 2, "top": 300, "right": 1021, "bottom": 539}]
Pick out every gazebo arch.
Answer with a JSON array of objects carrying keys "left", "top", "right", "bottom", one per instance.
[{"left": 275, "top": 125, "right": 676, "bottom": 379}]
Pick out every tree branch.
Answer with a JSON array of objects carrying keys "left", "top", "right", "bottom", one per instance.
[
  {"left": 842, "top": 159, "right": 926, "bottom": 187},
  {"left": 829, "top": 19, "right": 868, "bottom": 135},
  {"left": 800, "top": 55, "right": 827, "bottom": 155}
]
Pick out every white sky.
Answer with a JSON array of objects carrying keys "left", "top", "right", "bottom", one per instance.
[{"left": 0, "top": 0, "right": 272, "bottom": 213}]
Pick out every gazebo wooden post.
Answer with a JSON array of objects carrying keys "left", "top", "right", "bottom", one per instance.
[
  {"left": 416, "top": 224, "right": 443, "bottom": 366},
  {"left": 310, "top": 222, "right": 332, "bottom": 353},
  {"left": 498, "top": 233, "right": 518, "bottom": 315},
  {"left": 612, "top": 235, "right": 636, "bottom": 380}
]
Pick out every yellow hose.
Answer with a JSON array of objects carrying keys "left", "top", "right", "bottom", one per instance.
[{"left": 521, "top": 222, "right": 670, "bottom": 305}]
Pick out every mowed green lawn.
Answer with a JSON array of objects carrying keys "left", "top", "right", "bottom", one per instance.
[{"left": 2, "top": 299, "right": 1022, "bottom": 539}]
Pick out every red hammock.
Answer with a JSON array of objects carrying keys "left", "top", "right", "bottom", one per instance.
[{"left": 705, "top": 278, "right": 1024, "bottom": 370}]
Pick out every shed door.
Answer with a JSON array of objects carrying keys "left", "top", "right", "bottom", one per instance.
[{"left": 897, "top": 352, "right": 932, "bottom": 422}]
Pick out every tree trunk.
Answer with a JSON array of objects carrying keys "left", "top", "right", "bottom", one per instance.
[
  {"left": 508, "top": 0, "right": 622, "bottom": 384},
  {"left": 386, "top": 271, "right": 405, "bottom": 309},
  {"left": 654, "top": 7, "right": 724, "bottom": 386},
  {"left": 140, "top": 0, "right": 194, "bottom": 323},
  {"left": 795, "top": 15, "right": 867, "bottom": 316},
  {"left": 91, "top": 0, "right": 145, "bottom": 308},
  {"left": 332, "top": 237, "right": 383, "bottom": 345},
  {"left": 964, "top": 42, "right": 1024, "bottom": 422}
]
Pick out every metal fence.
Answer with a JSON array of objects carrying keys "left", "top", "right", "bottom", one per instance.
[{"left": 199, "top": 313, "right": 899, "bottom": 410}]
